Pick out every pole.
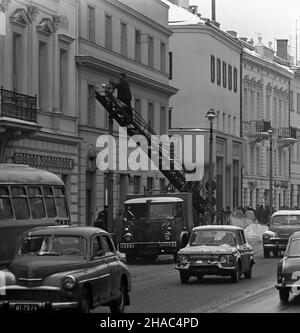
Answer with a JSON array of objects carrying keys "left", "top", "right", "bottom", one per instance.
[
  {"left": 107, "top": 105, "right": 114, "bottom": 234},
  {"left": 269, "top": 133, "right": 273, "bottom": 219},
  {"left": 208, "top": 120, "right": 214, "bottom": 224}
]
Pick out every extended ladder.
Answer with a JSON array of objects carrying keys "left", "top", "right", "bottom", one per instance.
[{"left": 95, "top": 86, "right": 208, "bottom": 214}]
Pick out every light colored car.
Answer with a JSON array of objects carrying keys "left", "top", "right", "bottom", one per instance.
[
  {"left": 0, "top": 226, "right": 131, "bottom": 313},
  {"left": 263, "top": 211, "right": 300, "bottom": 258},
  {"left": 176, "top": 226, "right": 255, "bottom": 283}
]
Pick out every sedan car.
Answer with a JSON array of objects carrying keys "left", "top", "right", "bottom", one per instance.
[
  {"left": 263, "top": 211, "right": 300, "bottom": 258},
  {"left": 276, "top": 231, "right": 300, "bottom": 304},
  {"left": 0, "top": 226, "right": 131, "bottom": 313},
  {"left": 176, "top": 226, "right": 255, "bottom": 283}
]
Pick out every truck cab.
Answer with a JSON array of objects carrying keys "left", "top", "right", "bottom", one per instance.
[{"left": 118, "top": 192, "right": 195, "bottom": 263}]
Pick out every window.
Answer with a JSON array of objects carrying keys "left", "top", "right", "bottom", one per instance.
[
  {"left": 147, "top": 177, "right": 153, "bottom": 190},
  {"left": 169, "top": 52, "right": 173, "bottom": 80},
  {"left": 135, "top": 30, "right": 141, "bottom": 62},
  {"left": 11, "top": 186, "right": 30, "bottom": 220},
  {"left": 87, "top": 6, "right": 95, "bottom": 42},
  {"left": 120, "top": 22, "right": 127, "bottom": 56},
  {"left": 135, "top": 98, "right": 141, "bottom": 118},
  {"left": 160, "top": 106, "right": 167, "bottom": 134},
  {"left": 54, "top": 187, "right": 68, "bottom": 218},
  {"left": 222, "top": 113, "right": 226, "bottom": 132},
  {"left": 92, "top": 236, "right": 104, "bottom": 259},
  {"left": 99, "top": 235, "right": 115, "bottom": 254},
  {"left": 211, "top": 55, "right": 215, "bottom": 83},
  {"left": 87, "top": 85, "right": 95, "bottom": 125},
  {"left": 0, "top": 186, "right": 13, "bottom": 220},
  {"left": 250, "top": 147, "right": 254, "bottom": 174},
  {"left": 105, "top": 15, "right": 112, "bottom": 50},
  {"left": 28, "top": 187, "right": 46, "bottom": 219},
  {"left": 222, "top": 62, "right": 227, "bottom": 88},
  {"left": 227, "top": 115, "right": 231, "bottom": 133},
  {"left": 12, "top": 33, "right": 22, "bottom": 92},
  {"left": 233, "top": 116, "right": 236, "bottom": 135},
  {"left": 217, "top": 58, "right": 221, "bottom": 86},
  {"left": 39, "top": 41, "right": 48, "bottom": 109},
  {"left": 43, "top": 186, "right": 57, "bottom": 218},
  {"left": 160, "top": 178, "right": 166, "bottom": 191},
  {"left": 256, "top": 147, "right": 261, "bottom": 176},
  {"left": 168, "top": 107, "right": 172, "bottom": 129},
  {"left": 148, "top": 36, "right": 154, "bottom": 67},
  {"left": 160, "top": 42, "right": 166, "bottom": 72},
  {"left": 297, "top": 93, "right": 300, "bottom": 114},
  {"left": 228, "top": 65, "right": 232, "bottom": 90},
  {"left": 256, "top": 92, "right": 260, "bottom": 119},
  {"left": 233, "top": 67, "right": 238, "bottom": 92},
  {"left": 148, "top": 102, "right": 154, "bottom": 131},
  {"left": 133, "top": 176, "right": 140, "bottom": 194},
  {"left": 290, "top": 91, "right": 294, "bottom": 112},
  {"left": 60, "top": 49, "right": 68, "bottom": 113}
]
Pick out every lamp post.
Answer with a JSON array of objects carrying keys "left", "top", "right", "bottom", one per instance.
[
  {"left": 206, "top": 108, "right": 217, "bottom": 224},
  {"left": 268, "top": 129, "right": 274, "bottom": 219}
]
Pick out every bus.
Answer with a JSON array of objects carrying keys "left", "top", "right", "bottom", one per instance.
[{"left": 0, "top": 164, "right": 71, "bottom": 267}]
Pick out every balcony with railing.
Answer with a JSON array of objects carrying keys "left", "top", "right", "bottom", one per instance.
[
  {"left": 242, "top": 120, "right": 271, "bottom": 144},
  {"left": 0, "top": 87, "right": 37, "bottom": 123},
  {"left": 277, "top": 127, "right": 297, "bottom": 148}
]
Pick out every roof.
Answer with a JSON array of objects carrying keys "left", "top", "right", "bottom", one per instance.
[
  {"left": 24, "top": 226, "right": 108, "bottom": 238},
  {"left": 0, "top": 164, "right": 64, "bottom": 185},
  {"left": 193, "top": 225, "right": 243, "bottom": 232},
  {"left": 272, "top": 210, "right": 300, "bottom": 217},
  {"left": 124, "top": 197, "right": 183, "bottom": 204}
]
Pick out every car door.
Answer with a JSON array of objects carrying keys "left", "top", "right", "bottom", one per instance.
[
  {"left": 240, "top": 230, "right": 252, "bottom": 271},
  {"left": 237, "top": 230, "right": 249, "bottom": 273},
  {"left": 99, "top": 234, "right": 121, "bottom": 299},
  {"left": 90, "top": 235, "right": 112, "bottom": 304}
]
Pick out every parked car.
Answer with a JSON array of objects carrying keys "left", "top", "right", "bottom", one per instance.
[
  {"left": 276, "top": 231, "right": 300, "bottom": 304},
  {"left": 176, "top": 226, "right": 255, "bottom": 283},
  {"left": 263, "top": 211, "right": 300, "bottom": 258},
  {"left": 0, "top": 226, "right": 131, "bottom": 313}
]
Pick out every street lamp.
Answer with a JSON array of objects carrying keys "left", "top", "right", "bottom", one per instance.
[
  {"left": 268, "top": 129, "right": 274, "bottom": 220},
  {"left": 206, "top": 108, "right": 217, "bottom": 224}
]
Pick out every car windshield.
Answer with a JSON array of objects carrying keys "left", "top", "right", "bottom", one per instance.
[
  {"left": 271, "top": 215, "right": 300, "bottom": 226},
  {"left": 18, "top": 236, "right": 86, "bottom": 257},
  {"left": 126, "top": 204, "right": 147, "bottom": 220},
  {"left": 189, "top": 230, "right": 237, "bottom": 247},
  {"left": 287, "top": 239, "right": 300, "bottom": 257},
  {"left": 149, "top": 203, "right": 176, "bottom": 219}
]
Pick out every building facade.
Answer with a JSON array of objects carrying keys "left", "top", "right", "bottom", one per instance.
[
  {"left": 241, "top": 37, "right": 295, "bottom": 211},
  {"left": 76, "top": 0, "right": 177, "bottom": 225},
  {"left": 0, "top": 0, "right": 80, "bottom": 223},
  {"left": 165, "top": 0, "right": 243, "bottom": 212}
]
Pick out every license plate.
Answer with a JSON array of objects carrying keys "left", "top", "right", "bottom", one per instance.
[{"left": 15, "top": 304, "right": 39, "bottom": 312}]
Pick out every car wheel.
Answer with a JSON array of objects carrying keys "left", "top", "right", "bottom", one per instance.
[
  {"left": 110, "top": 281, "right": 126, "bottom": 313},
  {"left": 244, "top": 264, "right": 252, "bottom": 279},
  {"left": 279, "top": 288, "right": 290, "bottom": 304},
  {"left": 180, "top": 271, "right": 190, "bottom": 284},
  {"left": 78, "top": 288, "right": 90, "bottom": 313},
  {"left": 263, "top": 248, "right": 270, "bottom": 258},
  {"left": 231, "top": 262, "right": 241, "bottom": 283}
]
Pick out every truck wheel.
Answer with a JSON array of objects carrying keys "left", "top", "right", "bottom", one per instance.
[
  {"left": 110, "top": 281, "right": 126, "bottom": 313},
  {"left": 263, "top": 248, "right": 270, "bottom": 258},
  {"left": 279, "top": 288, "right": 289, "bottom": 304},
  {"left": 180, "top": 271, "right": 190, "bottom": 284}
]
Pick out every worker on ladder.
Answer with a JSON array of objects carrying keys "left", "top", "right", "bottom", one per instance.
[{"left": 111, "top": 72, "right": 133, "bottom": 124}]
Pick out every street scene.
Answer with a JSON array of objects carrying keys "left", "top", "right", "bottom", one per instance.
[{"left": 1, "top": 0, "right": 300, "bottom": 317}]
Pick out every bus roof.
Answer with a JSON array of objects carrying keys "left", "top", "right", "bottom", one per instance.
[
  {"left": 0, "top": 164, "right": 64, "bottom": 185},
  {"left": 124, "top": 197, "right": 183, "bottom": 204}
]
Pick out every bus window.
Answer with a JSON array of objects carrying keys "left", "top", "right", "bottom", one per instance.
[
  {"left": 11, "top": 186, "right": 30, "bottom": 220},
  {"left": 54, "top": 187, "right": 68, "bottom": 218},
  {"left": 43, "top": 186, "right": 57, "bottom": 218},
  {"left": 0, "top": 186, "right": 13, "bottom": 220},
  {"left": 28, "top": 187, "right": 46, "bottom": 219}
]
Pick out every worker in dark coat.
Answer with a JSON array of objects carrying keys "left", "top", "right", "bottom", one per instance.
[
  {"left": 111, "top": 73, "right": 133, "bottom": 123},
  {"left": 94, "top": 205, "right": 108, "bottom": 231}
]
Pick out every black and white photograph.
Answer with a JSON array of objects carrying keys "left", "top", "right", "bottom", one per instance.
[{"left": 0, "top": 0, "right": 300, "bottom": 323}]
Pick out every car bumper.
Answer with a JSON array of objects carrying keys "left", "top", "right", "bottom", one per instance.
[
  {"left": 119, "top": 242, "right": 178, "bottom": 254},
  {"left": 176, "top": 263, "right": 236, "bottom": 276}
]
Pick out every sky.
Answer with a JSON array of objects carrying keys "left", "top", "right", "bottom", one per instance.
[{"left": 189, "top": 0, "right": 300, "bottom": 62}]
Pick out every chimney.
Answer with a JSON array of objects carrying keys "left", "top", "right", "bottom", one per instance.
[
  {"left": 227, "top": 31, "right": 237, "bottom": 38},
  {"left": 212, "top": 0, "right": 216, "bottom": 21},
  {"left": 276, "top": 39, "right": 288, "bottom": 60}
]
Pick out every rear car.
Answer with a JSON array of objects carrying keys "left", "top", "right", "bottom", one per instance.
[
  {"left": 176, "top": 226, "right": 255, "bottom": 283},
  {"left": 263, "top": 211, "right": 300, "bottom": 258}
]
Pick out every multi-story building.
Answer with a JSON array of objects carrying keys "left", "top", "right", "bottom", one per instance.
[
  {"left": 76, "top": 0, "right": 177, "bottom": 225},
  {"left": 0, "top": 0, "right": 80, "bottom": 223},
  {"left": 164, "top": 0, "right": 243, "bottom": 211},
  {"left": 241, "top": 37, "right": 295, "bottom": 211}
]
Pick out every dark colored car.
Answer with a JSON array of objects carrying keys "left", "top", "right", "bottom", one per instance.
[
  {"left": 0, "top": 226, "right": 131, "bottom": 313},
  {"left": 263, "top": 211, "right": 300, "bottom": 258},
  {"left": 276, "top": 231, "right": 300, "bottom": 304},
  {"left": 176, "top": 226, "right": 255, "bottom": 283}
]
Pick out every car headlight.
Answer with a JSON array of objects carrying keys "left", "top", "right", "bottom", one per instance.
[
  {"left": 219, "top": 255, "right": 228, "bottom": 264},
  {"left": 124, "top": 233, "right": 132, "bottom": 242},
  {"left": 164, "top": 232, "right": 171, "bottom": 241},
  {"left": 181, "top": 255, "right": 190, "bottom": 265},
  {"left": 62, "top": 275, "right": 76, "bottom": 290}
]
